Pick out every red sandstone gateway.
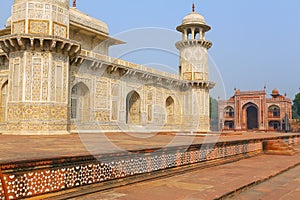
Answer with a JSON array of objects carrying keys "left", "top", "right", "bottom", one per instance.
[{"left": 219, "top": 88, "right": 292, "bottom": 132}]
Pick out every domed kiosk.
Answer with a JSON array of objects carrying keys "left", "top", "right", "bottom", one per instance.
[{"left": 177, "top": 4, "right": 211, "bottom": 34}]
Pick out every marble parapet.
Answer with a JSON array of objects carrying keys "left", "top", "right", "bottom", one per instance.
[{"left": 74, "top": 49, "right": 215, "bottom": 90}]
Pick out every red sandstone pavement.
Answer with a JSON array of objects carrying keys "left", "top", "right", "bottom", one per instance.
[
  {"left": 70, "top": 151, "right": 300, "bottom": 200},
  {"left": 0, "top": 132, "right": 299, "bottom": 163},
  {"left": 231, "top": 164, "right": 300, "bottom": 200}
]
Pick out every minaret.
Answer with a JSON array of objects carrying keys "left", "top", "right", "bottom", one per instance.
[
  {"left": 176, "top": 4, "right": 214, "bottom": 132},
  {"left": 176, "top": 3, "right": 212, "bottom": 81},
  {"left": 0, "top": 0, "right": 80, "bottom": 134}
]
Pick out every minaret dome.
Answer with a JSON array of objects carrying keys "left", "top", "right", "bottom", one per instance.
[{"left": 176, "top": 5, "right": 211, "bottom": 41}]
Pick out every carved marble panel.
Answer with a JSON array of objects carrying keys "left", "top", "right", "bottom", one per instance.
[
  {"left": 95, "top": 81, "right": 108, "bottom": 109},
  {"left": 31, "top": 57, "right": 42, "bottom": 101},
  {"left": 94, "top": 110, "right": 110, "bottom": 122},
  {"left": 29, "top": 20, "right": 49, "bottom": 35},
  {"left": 147, "top": 105, "right": 152, "bottom": 122},
  {"left": 194, "top": 72, "right": 203, "bottom": 80},
  {"left": 12, "top": 20, "right": 25, "bottom": 34},
  {"left": 7, "top": 103, "right": 67, "bottom": 122},
  {"left": 12, "top": 3, "right": 26, "bottom": 21},
  {"left": 53, "top": 22, "right": 68, "bottom": 38},
  {"left": 111, "top": 83, "right": 119, "bottom": 97},
  {"left": 111, "top": 101, "right": 118, "bottom": 121},
  {"left": 42, "top": 60, "right": 49, "bottom": 101},
  {"left": 183, "top": 72, "right": 192, "bottom": 80}
]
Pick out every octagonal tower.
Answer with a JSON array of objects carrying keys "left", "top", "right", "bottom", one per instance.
[
  {"left": 0, "top": 0, "right": 80, "bottom": 134},
  {"left": 11, "top": 0, "right": 70, "bottom": 38},
  {"left": 176, "top": 4, "right": 214, "bottom": 132}
]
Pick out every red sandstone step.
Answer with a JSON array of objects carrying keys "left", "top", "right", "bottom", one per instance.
[{"left": 263, "top": 139, "right": 298, "bottom": 156}]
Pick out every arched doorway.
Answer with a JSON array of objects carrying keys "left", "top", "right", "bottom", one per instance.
[
  {"left": 246, "top": 106, "right": 258, "bottom": 130},
  {"left": 71, "top": 82, "right": 90, "bottom": 122},
  {"left": 166, "top": 96, "right": 175, "bottom": 124},
  {"left": 126, "top": 91, "right": 141, "bottom": 124}
]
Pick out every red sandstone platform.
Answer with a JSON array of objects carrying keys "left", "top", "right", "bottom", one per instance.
[
  {"left": 1, "top": 132, "right": 300, "bottom": 163},
  {"left": 1, "top": 132, "right": 300, "bottom": 199}
]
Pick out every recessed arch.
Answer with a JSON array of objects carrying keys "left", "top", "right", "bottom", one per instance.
[
  {"left": 195, "top": 28, "right": 200, "bottom": 39},
  {"left": 71, "top": 82, "right": 90, "bottom": 122},
  {"left": 166, "top": 96, "right": 175, "bottom": 124},
  {"left": 126, "top": 91, "right": 141, "bottom": 124},
  {"left": 224, "top": 106, "right": 234, "bottom": 117},
  {"left": 242, "top": 103, "right": 259, "bottom": 130},
  {"left": 187, "top": 28, "right": 192, "bottom": 40},
  {"left": 268, "top": 105, "right": 280, "bottom": 118}
]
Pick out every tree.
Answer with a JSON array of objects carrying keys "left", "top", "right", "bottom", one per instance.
[
  {"left": 210, "top": 97, "right": 219, "bottom": 131},
  {"left": 293, "top": 92, "right": 300, "bottom": 119}
]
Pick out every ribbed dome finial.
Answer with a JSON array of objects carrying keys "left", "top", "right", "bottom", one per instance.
[
  {"left": 73, "top": 0, "right": 76, "bottom": 8},
  {"left": 192, "top": 3, "right": 195, "bottom": 12}
]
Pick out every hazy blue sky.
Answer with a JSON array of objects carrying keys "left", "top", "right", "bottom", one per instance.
[{"left": 1, "top": 0, "right": 300, "bottom": 99}]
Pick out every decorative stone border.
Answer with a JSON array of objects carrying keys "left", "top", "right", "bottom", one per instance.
[
  {"left": 0, "top": 181, "right": 4, "bottom": 200},
  {"left": 0, "top": 135, "right": 299, "bottom": 199}
]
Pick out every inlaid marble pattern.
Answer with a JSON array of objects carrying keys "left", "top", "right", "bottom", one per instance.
[
  {"left": 95, "top": 81, "right": 108, "bottom": 109},
  {"left": 11, "top": 3, "right": 26, "bottom": 22},
  {"left": 12, "top": 20, "right": 25, "bottom": 34},
  {"left": 7, "top": 104, "right": 67, "bottom": 121},
  {"left": 29, "top": 20, "right": 49, "bottom": 35},
  {"left": 13, "top": 1, "right": 69, "bottom": 23},
  {"left": 53, "top": 22, "right": 68, "bottom": 38},
  {"left": 0, "top": 181, "right": 4, "bottom": 200}
]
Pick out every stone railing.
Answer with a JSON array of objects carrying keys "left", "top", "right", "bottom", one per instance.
[
  {"left": 175, "top": 39, "right": 213, "bottom": 50},
  {"left": 235, "top": 90, "right": 266, "bottom": 95},
  {"left": 78, "top": 50, "right": 215, "bottom": 89},
  {"left": 268, "top": 98, "right": 292, "bottom": 103},
  {"left": 79, "top": 49, "right": 180, "bottom": 80},
  {"left": 1, "top": 134, "right": 300, "bottom": 199},
  {"left": 70, "top": 9, "right": 109, "bottom": 35}
]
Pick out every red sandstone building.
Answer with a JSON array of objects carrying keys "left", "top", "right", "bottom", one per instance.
[{"left": 218, "top": 88, "right": 292, "bottom": 132}]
